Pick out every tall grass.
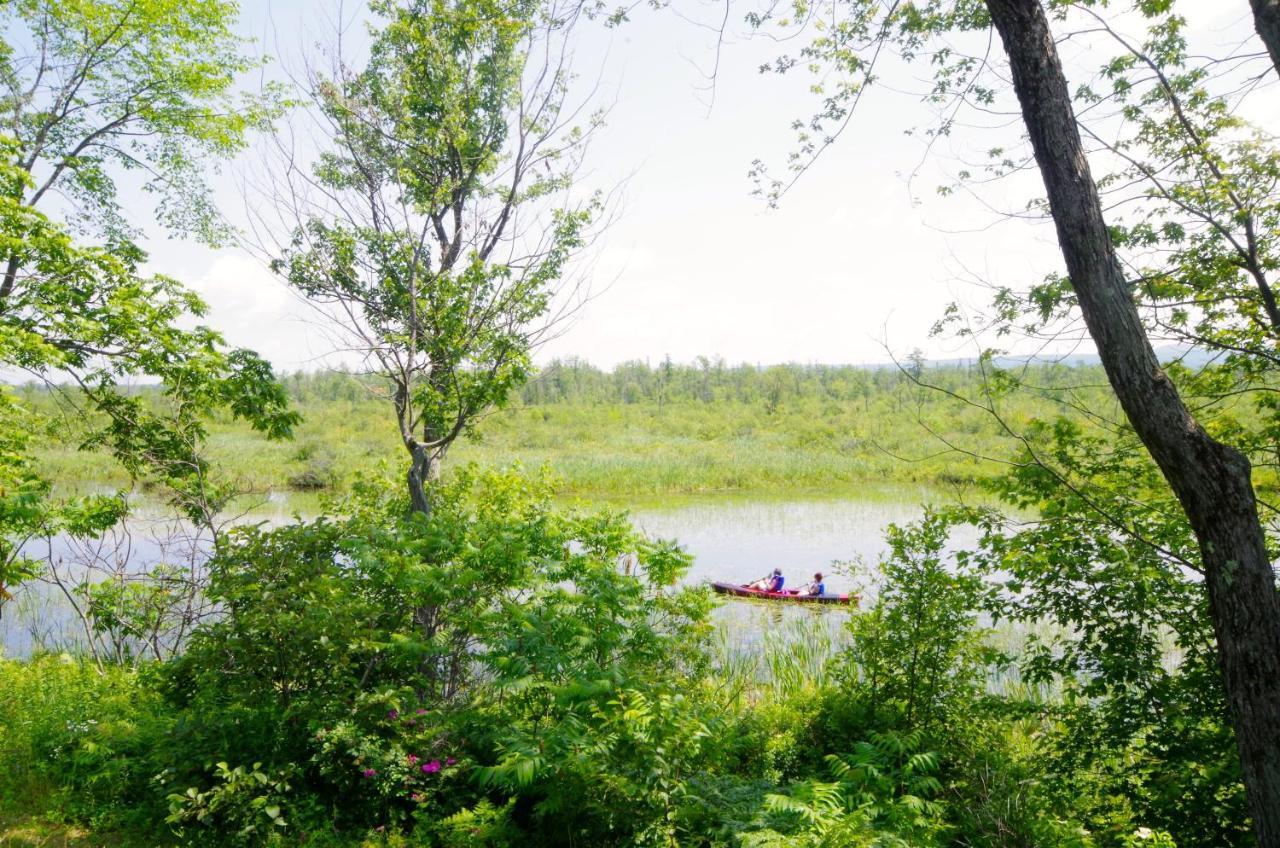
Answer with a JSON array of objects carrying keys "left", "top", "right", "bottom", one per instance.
[
  {"left": 708, "top": 603, "right": 1100, "bottom": 709},
  {"left": 0, "top": 656, "right": 168, "bottom": 846},
  {"left": 26, "top": 387, "right": 1092, "bottom": 503},
  {"left": 712, "top": 610, "right": 850, "bottom": 704}
]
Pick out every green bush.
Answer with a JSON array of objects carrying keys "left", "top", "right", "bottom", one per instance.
[
  {"left": 735, "top": 730, "right": 949, "bottom": 848},
  {"left": 166, "top": 761, "right": 294, "bottom": 846},
  {"left": 156, "top": 466, "right": 716, "bottom": 843},
  {"left": 837, "top": 510, "right": 993, "bottom": 736},
  {"left": 0, "top": 654, "right": 171, "bottom": 833},
  {"left": 0, "top": 474, "right": 1250, "bottom": 847}
]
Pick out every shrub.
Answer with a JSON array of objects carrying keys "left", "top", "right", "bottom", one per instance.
[
  {"left": 837, "top": 510, "right": 994, "bottom": 736},
  {"left": 156, "top": 466, "right": 714, "bottom": 842},
  {"left": 0, "top": 654, "right": 171, "bottom": 833},
  {"left": 737, "top": 730, "right": 950, "bottom": 847},
  {"left": 288, "top": 443, "right": 338, "bottom": 490},
  {"left": 166, "top": 761, "right": 294, "bottom": 847}
]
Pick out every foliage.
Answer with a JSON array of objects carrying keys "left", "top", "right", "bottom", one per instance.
[
  {"left": 1, "top": 2, "right": 1272, "bottom": 846},
  {"left": 0, "top": 494, "right": 1238, "bottom": 847},
  {"left": 743, "top": 0, "right": 1278, "bottom": 841},
  {"left": 841, "top": 510, "right": 993, "bottom": 734},
  {"left": 269, "top": 0, "right": 598, "bottom": 510},
  {"left": 478, "top": 685, "right": 719, "bottom": 845},
  {"left": 0, "top": 0, "right": 281, "bottom": 245},
  {"left": 0, "top": 388, "right": 56, "bottom": 604},
  {"left": 0, "top": 0, "right": 296, "bottom": 606},
  {"left": 740, "top": 731, "right": 949, "bottom": 848},
  {"left": 25, "top": 359, "right": 1133, "bottom": 502},
  {"left": 422, "top": 798, "right": 520, "bottom": 846},
  {"left": 166, "top": 762, "right": 294, "bottom": 847},
  {"left": 0, "top": 144, "right": 296, "bottom": 609},
  {"left": 0, "top": 654, "right": 173, "bottom": 834},
  {"left": 960, "top": 461, "right": 1250, "bottom": 848},
  {"left": 940, "top": 716, "right": 1098, "bottom": 848},
  {"left": 74, "top": 561, "right": 203, "bottom": 665},
  {"left": 151, "top": 467, "right": 714, "bottom": 843}
]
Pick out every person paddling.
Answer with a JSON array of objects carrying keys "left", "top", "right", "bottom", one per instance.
[
  {"left": 802, "top": 572, "right": 825, "bottom": 597},
  {"left": 747, "top": 568, "right": 784, "bottom": 593}
]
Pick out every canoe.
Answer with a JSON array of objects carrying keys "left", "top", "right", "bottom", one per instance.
[{"left": 710, "top": 581, "right": 857, "bottom": 606}]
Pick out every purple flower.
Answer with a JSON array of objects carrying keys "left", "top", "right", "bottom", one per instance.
[
  {"left": 406, "top": 754, "right": 419, "bottom": 765},
  {"left": 445, "top": 757, "right": 457, "bottom": 766},
  {"left": 362, "top": 768, "right": 377, "bottom": 778},
  {"left": 387, "top": 709, "right": 399, "bottom": 720},
  {"left": 415, "top": 708, "right": 427, "bottom": 715},
  {"left": 422, "top": 760, "right": 441, "bottom": 774}
]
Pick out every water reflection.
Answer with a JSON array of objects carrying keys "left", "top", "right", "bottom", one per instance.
[
  {"left": 2, "top": 518, "right": 211, "bottom": 659},
  {"left": 3, "top": 495, "right": 944, "bottom": 658},
  {"left": 631, "top": 496, "right": 933, "bottom": 593}
]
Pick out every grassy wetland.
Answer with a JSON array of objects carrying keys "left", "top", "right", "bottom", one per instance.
[
  {"left": 24, "top": 359, "right": 1121, "bottom": 504},
  {"left": 3, "top": 0, "right": 1279, "bottom": 845}
]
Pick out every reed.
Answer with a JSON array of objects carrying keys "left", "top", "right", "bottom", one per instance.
[{"left": 25, "top": 378, "right": 1108, "bottom": 502}]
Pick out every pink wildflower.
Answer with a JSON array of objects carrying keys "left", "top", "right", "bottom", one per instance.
[
  {"left": 362, "top": 768, "right": 377, "bottom": 778},
  {"left": 406, "top": 754, "right": 419, "bottom": 765},
  {"left": 446, "top": 757, "right": 457, "bottom": 766},
  {"left": 422, "top": 760, "right": 441, "bottom": 774}
]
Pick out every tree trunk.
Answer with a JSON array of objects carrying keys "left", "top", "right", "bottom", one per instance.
[
  {"left": 407, "top": 438, "right": 448, "bottom": 700},
  {"left": 0, "top": 253, "right": 20, "bottom": 311},
  {"left": 1250, "top": 0, "right": 1280, "bottom": 81},
  {"left": 407, "top": 442, "right": 440, "bottom": 516},
  {"left": 984, "top": 0, "right": 1280, "bottom": 842}
]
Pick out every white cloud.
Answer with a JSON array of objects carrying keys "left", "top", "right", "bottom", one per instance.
[
  {"left": 177, "top": 251, "right": 338, "bottom": 372},
  {"left": 131, "top": 0, "right": 1275, "bottom": 372}
]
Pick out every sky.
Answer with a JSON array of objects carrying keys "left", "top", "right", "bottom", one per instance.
[{"left": 132, "top": 0, "right": 1271, "bottom": 372}]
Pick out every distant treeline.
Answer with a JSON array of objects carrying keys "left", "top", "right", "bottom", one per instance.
[{"left": 278, "top": 356, "right": 1112, "bottom": 409}]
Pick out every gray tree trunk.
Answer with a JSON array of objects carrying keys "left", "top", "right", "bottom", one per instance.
[
  {"left": 0, "top": 253, "right": 21, "bottom": 309},
  {"left": 984, "top": 0, "right": 1280, "bottom": 843},
  {"left": 407, "top": 442, "right": 441, "bottom": 516},
  {"left": 1250, "top": 0, "right": 1280, "bottom": 80}
]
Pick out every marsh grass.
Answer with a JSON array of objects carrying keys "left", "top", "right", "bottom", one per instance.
[
  {"left": 709, "top": 602, "right": 1117, "bottom": 709},
  {"left": 712, "top": 610, "right": 850, "bottom": 703},
  {"left": 20, "top": 362, "right": 1130, "bottom": 502}
]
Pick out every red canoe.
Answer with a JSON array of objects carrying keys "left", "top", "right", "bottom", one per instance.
[{"left": 710, "top": 581, "right": 857, "bottom": 606}]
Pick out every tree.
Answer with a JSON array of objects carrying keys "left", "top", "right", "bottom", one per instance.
[
  {"left": 267, "top": 0, "right": 599, "bottom": 515},
  {"left": 905, "top": 349, "right": 926, "bottom": 382},
  {"left": 0, "top": 137, "right": 297, "bottom": 538},
  {"left": 1249, "top": 0, "right": 1280, "bottom": 80},
  {"left": 0, "top": 0, "right": 281, "bottom": 269},
  {"left": 983, "top": 3, "right": 1280, "bottom": 838},
  {"left": 742, "top": 0, "right": 1280, "bottom": 839},
  {"left": 0, "top": 0, "right": 298, "bottom": 606}
]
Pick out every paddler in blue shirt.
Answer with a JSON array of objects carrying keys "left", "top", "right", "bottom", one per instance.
[{"left": 747, "top": 568, "right": 785, "bottom": 592}]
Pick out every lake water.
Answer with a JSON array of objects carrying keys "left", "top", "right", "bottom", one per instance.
[
  {"left": 631, "top": 494, "right": 939, "bottom": 593},
  {"left": 2, "top": 492, "right": 947, "bottom": 658}
]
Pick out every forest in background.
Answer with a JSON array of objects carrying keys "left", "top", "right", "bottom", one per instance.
[{"left": 23, "top": 358, "right": 1127, "bottom": 500}]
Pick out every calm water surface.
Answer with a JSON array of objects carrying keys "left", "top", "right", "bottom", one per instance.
[
  {"left": 630, "top": 494, "right": 967, "bottom": 646},
  {"left": 631, "top": 496, "right": 937, "bottom": 594},
  {"left": 2, "top": 493, "right": 949, "bottom": 658}
]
